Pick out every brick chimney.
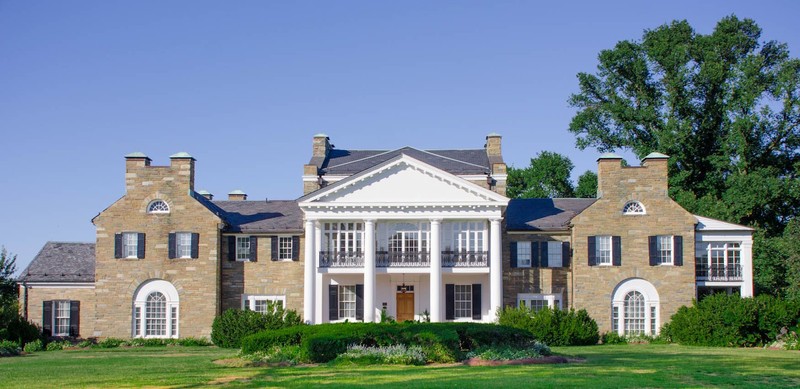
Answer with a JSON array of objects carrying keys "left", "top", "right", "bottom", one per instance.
[
  {"left": 169, "top": 152, "right": 196, "bottom": 191},
  {"left": 485, "top": 133, "right": 502, "bottom": 157},
  {"left": 312, "top": 133, "right": 331, "bottom": 158},
  {"left": 124, "top": 152, "right": 152, "bottom": 193},
  {"left": 197, "top": 190, "right": 213, "bottom": 200},
  {"left": 228, "top": 190, "right": 247, "bottom": 201},
  {"left": 596, "top": 153, "right": 623, "bottom": 199}
]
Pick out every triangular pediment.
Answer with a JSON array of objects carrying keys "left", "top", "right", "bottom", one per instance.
[{"left": 299, "top": 154, "right": 508, "bottom": 206}]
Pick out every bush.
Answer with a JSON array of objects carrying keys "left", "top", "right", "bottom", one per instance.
[
  {"left": 211, "top": 305, "right": 303, "bottom": 348},
  {"left": 0, "top": 310, "right": 42, "bottom": 346},
  {"left": 466, "top": 341, "right": 551, "bottom": 361},
  {"left": 240, "top": 345, "right": 304, "bottom": 365},
  {"left": 333, "top": 344, "right": 426, "bottom": 366},
  {"left": 664, "top": 294, "right": 800, "bottom": 347},
  {"left": 498, "top": 306, "right": 599, "bottom": 346},
  {"left": 77, "top": 339, "right": 94, "bottom": 348},
  {"left": 46, "top": 340, "right": 72, "bottom": 351},
  {"left": 0, "top": 340, "right": 20, "bottom": 357},
  {"left": 601, "top": 332, "right": 627, "bottom": 345},
  {"left": 23, "top": 339, "right": 44, "bottom": 353},
  {"left": 97, "top": 338, "right": 126, "bottom": 349}
]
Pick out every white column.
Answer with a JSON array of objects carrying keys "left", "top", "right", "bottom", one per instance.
[
  {"left": 429, "top": 219, "right": 442, "bottom": 322},
  {"left": 303, "top": 219, "right": 316, "bottom": 324},
  {"left": 364, "top": 219, "right": 376, "bottom": 323},
  {"left": 314, "top": 222, "right": 323, "bottom": 323},
  {"left": 741, "top": 240, "right": 754, "bottom": 297},
  {"left": 489, "top": 218, "right": 503, "bottom": 322}
]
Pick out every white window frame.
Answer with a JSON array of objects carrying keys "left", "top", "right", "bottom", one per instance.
[
  {"left": 338, "top": 285, "right": 357, "bottom": 320},
  {"left": 133, "top": 279, "right": 179, "bottom": 339},
  {"left": 596, "top": 236, "right": 612, "bottom": 266},
  {"left": 323, "top": 222, "right": 364, "bottom": 254},
  {"left": 442, "top": 221, "right": 486, "bottom": 252},
  {"left": 517, "top": 293, "right": 562, "bottom": 311},
  {"left": 611, "top": 279, "right": 660, "bottom": 336},
  {"left": 176, "top": 232, "right": 192, "bottom": 259},
  {"left": 146, "top": 200, "right": 170, "bottom": 214},
  {"left": 454, "top": 284, "right": 472, "bottom": 319},
  {"left": 656, "top": 235, "right": 674, "bottom": 265},
  {"left": 123, "top": 232, "right": 138, "bottom": 259},
  {"left": 236, "top": 236, "right": 251, "bottom": 261},
  {"left": 516, "top": 242, "right": 532, "bottom": 268},
  {"left": 52, "top": 300, "right": 71, "bottom": 336},
  {"left": 547, "top": 241, "right": 563, "bottom": 268},
  {"left": 622, "top": 201, "right": 646, "bottom": 215},
  {"left": 242, "top": 295, "right": 286, "bottom": 313},
  {"left": 278, "top": 236, "right": 294, "bottom": 260}
]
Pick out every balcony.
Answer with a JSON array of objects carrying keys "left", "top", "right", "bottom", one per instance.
[
  {"left": 376, "top": 251, "right": 430, "bottom": 267},
  {"left": 696, "top": 263, "right": 743, "bottom": 282},
  {"left": 442, "top": 251, "right": 489, "bottom": 267},
  {"left": 319, "top": 251, "right": 364, "bottom": 268}
]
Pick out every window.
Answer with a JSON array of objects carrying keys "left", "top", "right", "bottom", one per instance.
[
  {"left": 54, "top": 301, "right": 71, "bottom": 336},
  {"left": 442, "top": 221, "right": 486, "bottom": 252},
  {"left": 133, "top": 279, "right": 179, "bottom": 338},
  {"left": 236, "top": 236, "right": 251, "bottom": 261},
  {"left": 123, "top": 232, "right": 138, "bottom": 258},
  {"left": 323, "top": 223, "right": 363, "bottom": 254},
  {"left": 656, "top": 235, "right": 673, "bottom": 265},
  {"left": 696, "top": 242, "right": 742, "bottom": 279},
  {"left": 176, "top": 232, "right": 192, "bottom": 258},
  {"left": 624, "top": 291, "right": 646, "bottom": 335},
  {"left": 242, "top": 295, "right": 286, "bottom": 313},
  {"left": 622, "top": 201, "right": 645, "bottom": 215},
  {"left": 517, "top": 242, "right": 532, "bottom": 267},
  {"left": 650, "top": 306, "right": 657, "bottom": 334},
  {"left": 547, "top": 241, "right": 563, "bottom": 267},
  {"left": 454, "top": 285, "right": 472, "bottom": 319},
  {"left": 517, "top": 293, "right": 562, "bottom": 311},
  {"left": 339, "top": 285, "right": 357, "bottom": 319},
  {"left": 145, "top": 292, "right": 167, "bottom": 337},
  {"left": 596, "top": 236, "right": 612, "bottom": 265},
  {"left": 279, "top": 237, "right": 293, "bottom": 260},
  {"left": 147, "top": 200, "right": 170, "bottom": 214},
  {"left": 43, "top": 300, "right": 79, "bottom": 337},
  {"left": 612, "top": 306, "right": 619, "bottom": 333}
]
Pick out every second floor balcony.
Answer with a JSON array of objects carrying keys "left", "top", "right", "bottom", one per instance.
[
  {"left": 318, "top": 250, "right": 488, "bottom": 268},
  {"left": 696, "top": 263, "right": 743, "bottom": 282}
]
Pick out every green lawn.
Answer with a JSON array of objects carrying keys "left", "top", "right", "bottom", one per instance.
[{"left": 0, "top": 344, "right": 798, "bottom": 388}]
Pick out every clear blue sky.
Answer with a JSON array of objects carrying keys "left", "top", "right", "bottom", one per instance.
[{"left": 2, "top": 1, "right": 798, "bottom": 273}]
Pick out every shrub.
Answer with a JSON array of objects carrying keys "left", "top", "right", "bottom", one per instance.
[
  {"left": 0, "top": 340, "right": 20, "bottom": 357},
  {"left": 498, "top": 306, "right": 599, "bottom": 346},
  {"left": 97, "top": 338, "right": 126, "bottom": 349},
  {"left": 240, "top": 345, "right": 304, "bottom": 365},
  {"left": 46, "top": 340, "right": 72, "bottom": 351},
  {"left": 23, "top": 339, "right": 44, "bottom": 353},
  {"left": 333, "top": 344, "right": 426, "bottom": 366},
  {"left": 0, "top": 311, "right": 42, "bottom": 346},
  {"left": 211, "top": 305, "right": 303, "bottom": 348},
  {"left": 601, "top": 332, "right": 627, "bottom": 345},
  {"left": 664, "top": 294, "right": 800, "bottom": 347},
  {"left": 77, "top": 339, "right": 94, "bottom": 348},
  {"left": 466, "top": 341, "right": 551, "bottom": 361}
]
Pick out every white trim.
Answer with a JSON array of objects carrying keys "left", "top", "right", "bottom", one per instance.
[
  {"left": 242, "top": 294, "right": 287, "bottom": 311},
  {"left": 622, "top": 201, "right": 646, "bottom": 215},
  {"left": 277, "top": 236, "right": 294, "bottom": 261},
  {"left": 22, "top": 282, "right": 95, "bottom": 289},
  {"left": 146, "top": 199, "right": 170, "bottom": 214},
  {"left": 611, "top": 278, "right": 660, "bottom": 336},
  {"left": 132, "top": 280, "right": 179, "bottom": 339},
  {"left": 517, "top": 292, "right": 563, "bottom": 310}
]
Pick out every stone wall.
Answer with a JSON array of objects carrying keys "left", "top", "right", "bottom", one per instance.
[
  {"left": 503, "top": 232, "right": 572, "bottom": 309},
  {"left": 21, "top": 286, "right": 96, "bottom": 338}
]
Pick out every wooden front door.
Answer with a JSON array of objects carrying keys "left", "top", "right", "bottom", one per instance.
[{"left": 396, "top": 293, "right": 415, "bottom": 322}]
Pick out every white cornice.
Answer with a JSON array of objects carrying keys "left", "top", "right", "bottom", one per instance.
[{"left": 21, "top": 282, "right": 95, "bottom": 289}]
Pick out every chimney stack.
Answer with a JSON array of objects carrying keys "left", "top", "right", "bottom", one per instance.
[
  {"left": 169, "top": 152, "right": 196, "bottom": 191},
  {"left": 312, "top": 133, "right": 331, "bottom": 158},
  {"left": 228, "top": 189, "right": 247, "bottom": 201},
  {"left": 485, "top": 133, "right": 502, "bottom": 157},
  {"left": 596, "top": 153, "right": 623, "bottom": 198},
  {"left": 197, "top": 190, "right": 213, "bottom": 201}
]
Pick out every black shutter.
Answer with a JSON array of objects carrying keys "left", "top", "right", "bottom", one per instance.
[
  {"left": 649, "top": 236, "right": 658, "bottom": 266},
  {"left": 250, "top": 236, "right": 258, "bottom": 262},
  {"left": 114, "top": 234, "right": 123, "bottom": 259},
  {"left": 356, "top": 284, "right": 364, "bottom": 321},
  {"left": 562, "top": 242, "right": 571, "bottom": 267},
  {"left": 69, "top": 301, "right": 80, "bottom": 337},
  {"left": 612, "top": 236, "right": 622, "bottom": 266},
  {"left": 137, "top": 233, "right": 146, "bottom": 259},
  {"left": 227, "top": 236, "right": 236, "bottom": 261},
  {"left": 42, "top": 301, "right": 52, "bottom": 337},
  {"left": 191, "top": 233, "right": 200, "bottom": 259},
  {"left": 532, "top": 242, "right": 540, "bottom": 267},
  {"left": 471, "top": 284, "right": 482, "bottom": 320},
  {"left": 271, "top": 236, "right": 279, "bottom": 261},
  {"left": 510, "top": 241, "right": 518, "bottom": 268},
  {"left": 168, "top": 233, "right": 176, "bottom": 259},
  {"left": 329, "top": 285, "right": 339, "bottom": 321},
  {"left": 588, "top": 236, "right": 596, "bottom": 266},
  {"left": 292, "top": 236, "right": 300, "bottom": 261},
  {"left": 674, "top": 235, "right": 683, "bottom": 266},
  {"left": 445, "top": 284, "right": 455, "bottom": 320},
  {"left": 541, "top": 242, "right": 549, "bottom": 268}
]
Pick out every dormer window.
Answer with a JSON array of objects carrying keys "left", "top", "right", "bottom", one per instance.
[
  {"left": 622, "top": 201, "right": 645, "bottom": 215},
  {"left": 147, "top": 200, "right": 170, "bottom": 214}
]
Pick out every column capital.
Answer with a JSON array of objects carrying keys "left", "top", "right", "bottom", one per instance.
[
  {"left": 489, "top": 218, "right": 503, "bottom": 224},
  {"left": 429, "top": 218, "right": 442, "bottom": 224},
  {"left": 364, "top": 219, "right": 377, "bottom": 224}
]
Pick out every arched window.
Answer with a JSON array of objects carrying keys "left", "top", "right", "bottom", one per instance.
[
  {"left": 622, "top": 201, "right": 645, "bottom": 215},
  {"left": 147, "top": 200, "right": 170, "bottom": 214},
  {"left": 624, "top": 291, "right": 645, "bottom": 335},
  {"left": 133, "top": 280, "right": 178, "bottom": 338}
]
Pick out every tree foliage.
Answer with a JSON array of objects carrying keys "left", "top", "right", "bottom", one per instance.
[
  {"left": 0, "top": 247, "right": 17, "bottom": 303},
  {"left": 575, "top": 171, "right": 598, "bottom": 198},
  {"left": 568, "top": 16, "right": 800, "bottom": 296},
  {"left": 507, "top": 151, "right": 596, "bottom": 199}
]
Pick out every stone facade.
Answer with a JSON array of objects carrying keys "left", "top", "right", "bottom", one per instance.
[
  {"left": 502, "top": 232, "right": 572, "bottom": 309},
  {"left": 21, "top": 286, "right": 96, "bottom": 338}
]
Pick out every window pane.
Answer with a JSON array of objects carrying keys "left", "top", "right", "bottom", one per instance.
[
  {"left": 624, "top": 291, "right": 645, "bottom": 335},
  {"left": 454, "top": 285, "right": 472, "bottom": 318},
  {"left": 279, "top": 237, "right": 293, "bottom": 260},
  {"left": 657, "top": 236, "right": 673, "bottom": 264},
  {"left": 547, "top": 242, "right": 562, "bottom": 267},
  {"left": 517, "top": 242, "right": 531, "bottom": 267},
  {"left": 54, "top": 301, "right": 70, "bottom": 336},
  {"left": 145, "top": 292, "right": 167, "bottom": 336},
  {"left": 596, "top": 236, "right": 612, "bottom": 264},
  {"left": 339, "top": 285, "right": 356, "bottom": 319},
  {"left": 177, "top": 232, "right": 192, "bottom": 258},
  {"left": 123, "top": 232, "right": 138, "bottom": 258}
]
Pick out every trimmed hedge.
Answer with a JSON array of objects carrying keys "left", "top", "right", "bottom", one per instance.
[
  {"left": 497, "top": 306, "right": 599, "bottom": 346},
  {"left": 211, "top": 306, "right": 303, "bottom": 348},
  {"left": 663, "top": 294, "right": 800, "bottom": 347},
  {"left": 241, "top": 322, "right": 535, "bottom": 363}
]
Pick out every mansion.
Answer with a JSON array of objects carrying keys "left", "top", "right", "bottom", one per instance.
[{"left": 18, "top": 134, "right": 753, "bottom": 339}]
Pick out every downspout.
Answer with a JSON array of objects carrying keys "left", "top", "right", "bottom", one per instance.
[{"left": 21, "top": 281, "right": 28, "bottom": 319}]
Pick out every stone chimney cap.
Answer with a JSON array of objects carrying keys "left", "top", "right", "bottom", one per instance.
[
  {"left": 313, "top": 133, "right": 329, "bottom": 138},
  {"left": 125, "top": 152, "right": 150, "bottom": 159},
  {"left": 643, "top": 152, "right": 669, "bottom": 159},
  {"left": 197, "top": 190, "right": 211, "bottom": 195},
  {"left": 597, "top": 152, "right": 623, "bottom": 161},
  {"left": 170, "top": 152, "right": 195, "bottom": 159},
  {"left": 486, "top": 132, "right": 502, "bottom": 138},
  {"left": 228, "top": 189, "right": 246, "bottom": 195}
]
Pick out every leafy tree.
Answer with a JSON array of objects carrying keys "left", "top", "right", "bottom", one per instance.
[
  {"left": 574, "top": 171, "right": 597, "bottom": 198},
  {"left": 507, "top": 151, "right": 576, "bottom": 198},
  {"left": 568, "top": 15, "right": 800, "bottom": 296},
  {"left": 0, "top": 247, "right": 17, "bottom": 302}
]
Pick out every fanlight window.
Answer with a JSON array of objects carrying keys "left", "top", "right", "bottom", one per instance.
[
  {"left": 622, "top": 201, "right": 645, "bottom": 215},
  {"left": 147, "top": 200, "right": 170, "bottom": 214}
]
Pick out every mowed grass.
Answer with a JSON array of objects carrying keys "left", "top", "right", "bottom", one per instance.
[{"left": 1, "top": 344, "right": 799, "bottom": 388}]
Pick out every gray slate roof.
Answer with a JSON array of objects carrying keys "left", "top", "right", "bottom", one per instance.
[
  {"left": 18, "top": 242, "right": 95, "bottom": 283},
  {"left": 506, "top": 198, "right": 596, "bottom": 231},
  {"left": 311, "top": 147, "right": 494, "bottom": 176},
  {"left": 213, "top": 200, "right": 303, "bottom": 233}
]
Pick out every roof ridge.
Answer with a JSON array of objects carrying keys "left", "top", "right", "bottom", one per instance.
[{"left": 45, "top": 241, "right": 95, "bottom": 245}]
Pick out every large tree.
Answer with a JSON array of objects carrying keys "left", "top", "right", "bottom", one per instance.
[
  {"left": 568, "top": 16, "right": 800, "bottom": 296},
  {"left": 0, "top": 247, "right": 17, "bottom": 303},
  {"left": 507, "top": 151, "right": 597, "bottom": 199}
]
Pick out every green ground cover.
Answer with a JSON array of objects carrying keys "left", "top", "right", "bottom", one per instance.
[{"left": 0, "top": 344, "right": 798, "bottom": 388}]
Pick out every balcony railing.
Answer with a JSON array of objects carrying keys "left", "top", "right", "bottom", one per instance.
[
  {"left": 442, "top": 251, "right": 489, "bottom": 267},
  {"left": 376, "top": 251, "right": 430, "bottom": 267},
  {"left": 696, "top": 263, "right": 743, "bottom": 281},
  {"left": 319, "top": 251, "right": 364, "bottom": 268}
]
